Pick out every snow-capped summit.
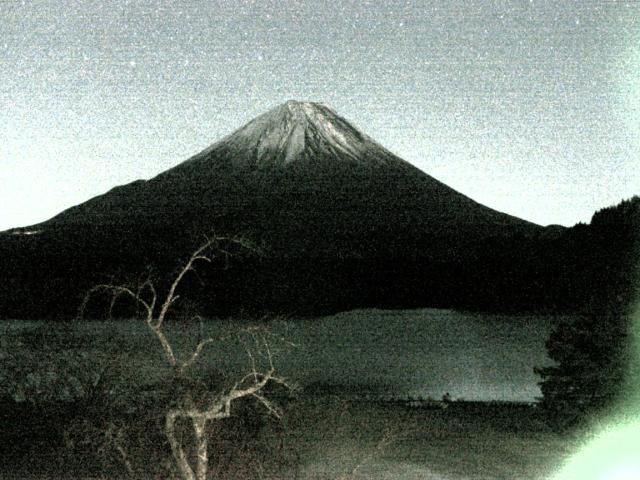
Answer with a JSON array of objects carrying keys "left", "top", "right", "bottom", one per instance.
[{"left": 182, "top": 100, "right": 410, "bottom": 171}]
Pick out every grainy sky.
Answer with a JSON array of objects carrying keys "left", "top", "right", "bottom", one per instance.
[{"left": 1, "top": 0, "right": 639, "bottom": 230}]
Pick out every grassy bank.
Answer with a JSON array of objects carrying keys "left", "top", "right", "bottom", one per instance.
[
  {"left": 281, "top": 396, "right": 579, "bottom": 480},
  {"left": 0, "top": 393, "right": 581, "bottom": 479}
]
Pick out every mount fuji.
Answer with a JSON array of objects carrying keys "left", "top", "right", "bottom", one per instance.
[
  {"left": 1, "top": 100, "right": 553, "bottom": 318},
  {"left": 39, "top": 100, "right": 534, "bottom": 233}
]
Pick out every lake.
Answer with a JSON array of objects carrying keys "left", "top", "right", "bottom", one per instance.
[{"left": 1, "top": 308, "right": 562, "bottom": 402}]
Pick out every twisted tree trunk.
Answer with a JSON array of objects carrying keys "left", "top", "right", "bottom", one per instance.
[{"left": 193, "top": 415, "right": 208, "bottom": 480}]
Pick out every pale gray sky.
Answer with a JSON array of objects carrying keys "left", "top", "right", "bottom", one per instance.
[{"left": 1, "top": 0, "right": 639, "bottom": 230}]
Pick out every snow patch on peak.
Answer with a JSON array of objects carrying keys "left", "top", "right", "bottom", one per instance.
[
  {"left": 283, "top": 121, "right": 306, "bottom": 164},
  {"left": 199, "top": 100, "right": 407, "bottom": 170}
]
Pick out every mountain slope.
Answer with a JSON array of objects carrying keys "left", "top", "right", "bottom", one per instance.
[{"left": 38, "top": 101, "right": 535, "bottom": 242}]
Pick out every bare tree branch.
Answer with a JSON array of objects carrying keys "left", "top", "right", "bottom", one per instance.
[
  {"left": 81, "top": 235, "right": 283, "bottom": 480},
  {"left": 155, "top": 239, "right": 214, "bottom": 329},
  {"left": 79, "top": 284, "right": 153, "bottom": 321}
]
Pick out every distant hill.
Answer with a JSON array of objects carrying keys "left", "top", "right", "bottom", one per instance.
[{"left": 1, "top": 101, "right": 635, "bottom": 319}]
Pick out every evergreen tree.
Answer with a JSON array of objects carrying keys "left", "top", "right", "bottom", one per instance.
[
  {"left": 535, "top": 306, "right": 631, "bottom": 430},
  {"left": 536, "top": 196, "right": 639, "bottom": 430}
]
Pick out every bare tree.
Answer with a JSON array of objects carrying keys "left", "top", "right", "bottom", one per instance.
[{"left": 80, "top": 236, "right": 291, "bottom": 480}]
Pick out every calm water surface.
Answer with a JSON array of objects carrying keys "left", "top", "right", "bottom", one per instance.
[{"left": 2, "top": 309, "right": 561, "bottom": 401}]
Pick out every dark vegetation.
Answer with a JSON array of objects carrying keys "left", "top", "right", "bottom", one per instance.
[{"left": 535, "top": 196, "right": 640, "bottom": 430}]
